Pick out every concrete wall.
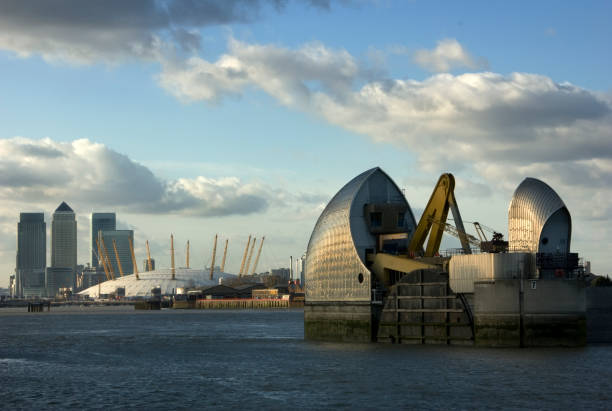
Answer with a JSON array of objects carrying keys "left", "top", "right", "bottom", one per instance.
[
  {"left": 473, "top": 280, "right": 521, "bottom": 347},
  {"left": 304, "top": 302, "right": 373, "bottom": 342},
  {"left": 473, "top": 279, "right": 586, "bottom": 347},
  {"left": 586, "top": 288, "right": 612, "bottom": 343}
]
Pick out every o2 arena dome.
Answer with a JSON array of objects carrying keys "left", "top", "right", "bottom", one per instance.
[{"left": 79, "top": 268, "right": 237, "bottom": 298}]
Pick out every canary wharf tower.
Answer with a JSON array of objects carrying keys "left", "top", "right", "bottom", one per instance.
[{"left": 51, "top": 202, "right": 77, "bottom": 269}]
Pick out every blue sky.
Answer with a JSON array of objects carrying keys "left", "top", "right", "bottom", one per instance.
[{"left": 0, "top": 0, "right": 611, "bottom": 284}]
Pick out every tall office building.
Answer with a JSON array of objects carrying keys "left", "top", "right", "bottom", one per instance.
[
  {"left": 46, "top": 267, "right": 74, "bottom": 296},
  {"left": 101, "top": 230, "right": 134, "bottom": 276},
  {"left": 51, "top": 202, "right": 77, "bottom": 269},
  {"left": 91, "top": 213, "right": 116, "bottom": 267},
  {"left": 15, "top": 213, "right": 46, "bottom": 297}
]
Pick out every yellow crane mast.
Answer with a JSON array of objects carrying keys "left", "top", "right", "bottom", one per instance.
[
  {"left": 209, "top": 234, "right": 218, "bottom": 281},
  {"left": 186, "top": 240, "right": 190, "bottom": 269},
  {"left": 129, "top": 237, "right": 139, "bottom": 280},
  {"left": 170, "top": 234, "right": 176, "bottom": 280},
  {"left": 220, "top": 239, "right": 229, "bottom": 273},
  {"left": 112, "top": 239, "right": 124, "bottom": 277},
  {"left": 239, "top": 235, "right": 251, "bottom": 276},
  {"left": 251, "top": 236, "right": 265, "bottom": 275},
  {"left": 96, "top": 237, "right": 111, "bottom": 281},
  {"left": 244, "top": 237, "right": 257, "bottom": 275},
  {"left": 145, "top": 240, "right": 153, "bottom": 271},
  {"left": 100, "top": 235, "right": 116, "bottom": 280}
]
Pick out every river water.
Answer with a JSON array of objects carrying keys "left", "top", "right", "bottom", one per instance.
[{"left": 0, "top": 306, "right": 610, "bottom": 410}]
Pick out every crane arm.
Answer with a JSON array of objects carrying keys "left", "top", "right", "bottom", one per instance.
[
  {"left": 430, "top": 217, "right": 480, "bottom": 248},
  {"left": 407, "top": 173, "right": 471, "bottom": 256}
]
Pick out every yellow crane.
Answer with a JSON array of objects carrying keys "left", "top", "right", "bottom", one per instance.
[
  {"left": 170, "top": 234, "right": 176, "bottom": 280},
  {"left": 220, "top": 239, "right": 229, "bottom": 273},
  {"left": 251, "top": 236, "right": 265, "bottom": 275},
  {"left": 370, "top": 173, "right": 475, "bottom": 288},
  {"left": 244, "top": 237, "right": 257, "bottom": 275},
  {"left": 407, "top": 173, "right": 471, "bottom": 257},
  {"left": 129, "top": 237, "right": 139, "bottom": 280},
  {"left": 209, "top": 234, "right": 218, "bottom": 281},
  {"left": 112, "top": 239, "right": 124, "bottom": 277},
  {"left": 239, "top": 235, "right": 251, "bottom": 276},
  {"left": 145, "top": 240, "right": 153, "bottom": 271}
]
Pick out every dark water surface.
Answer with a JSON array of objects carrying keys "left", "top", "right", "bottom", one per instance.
[{"left": 1, "top": 307, "right": 611, "bottom": 410}]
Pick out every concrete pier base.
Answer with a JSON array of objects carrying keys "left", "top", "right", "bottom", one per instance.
[
  {"left": 474, "top": 279, "right": 586, "bottom": 347},
  {"left": 304, "top": 302, "right": 374, "bottom": 343},
  {"left": 586, "top": 288, "right": 612, "bottom": 343}
]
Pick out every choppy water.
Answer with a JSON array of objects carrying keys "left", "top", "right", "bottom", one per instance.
[{"left": 0, "top": 306, "right": 611, "bottom": 410}]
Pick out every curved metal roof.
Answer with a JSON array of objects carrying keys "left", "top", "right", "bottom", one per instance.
[
  {"left": 305, "top": 167, "right": 416, "bottom": 302},
  {"left": 508, "top": 177, "right": 568, "bottom": 252},
  {"left": 78, "top": 268, "right": 237, "bottom": 298}
]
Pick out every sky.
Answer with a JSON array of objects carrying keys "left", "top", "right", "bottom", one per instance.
[{"left": 0, "top": 0, "right": 611, "bottom": 285}]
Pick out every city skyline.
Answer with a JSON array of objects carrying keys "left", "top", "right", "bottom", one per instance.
[
  {"left": 1, "top": 1, "right": 611, "bottom": 286},
  {"left": 8, "top": 204, "right": 290, "bottom": 293}
]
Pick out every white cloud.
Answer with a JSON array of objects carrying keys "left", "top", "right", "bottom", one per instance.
[
  {"left": 413, "top": 38, "right": 486, "bottom": 73},
  {"left": 158, "top": 38, "right": 359, "bottom": 105},
  {"left": 0, "top": 137, "right": 319, "bottom": 217}
]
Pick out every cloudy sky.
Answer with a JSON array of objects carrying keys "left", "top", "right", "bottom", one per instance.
[{"left": 1, "top": 0, "right": 611, "bottom": 284}]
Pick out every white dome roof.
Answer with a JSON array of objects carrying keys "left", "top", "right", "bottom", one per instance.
[{"left": 79, "top": 268, "right": 236, "bottom": 298}]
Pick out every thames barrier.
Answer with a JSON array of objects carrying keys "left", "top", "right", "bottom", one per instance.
[{"left": 303, "top": 167, "right": 609, "bottom": 347}]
